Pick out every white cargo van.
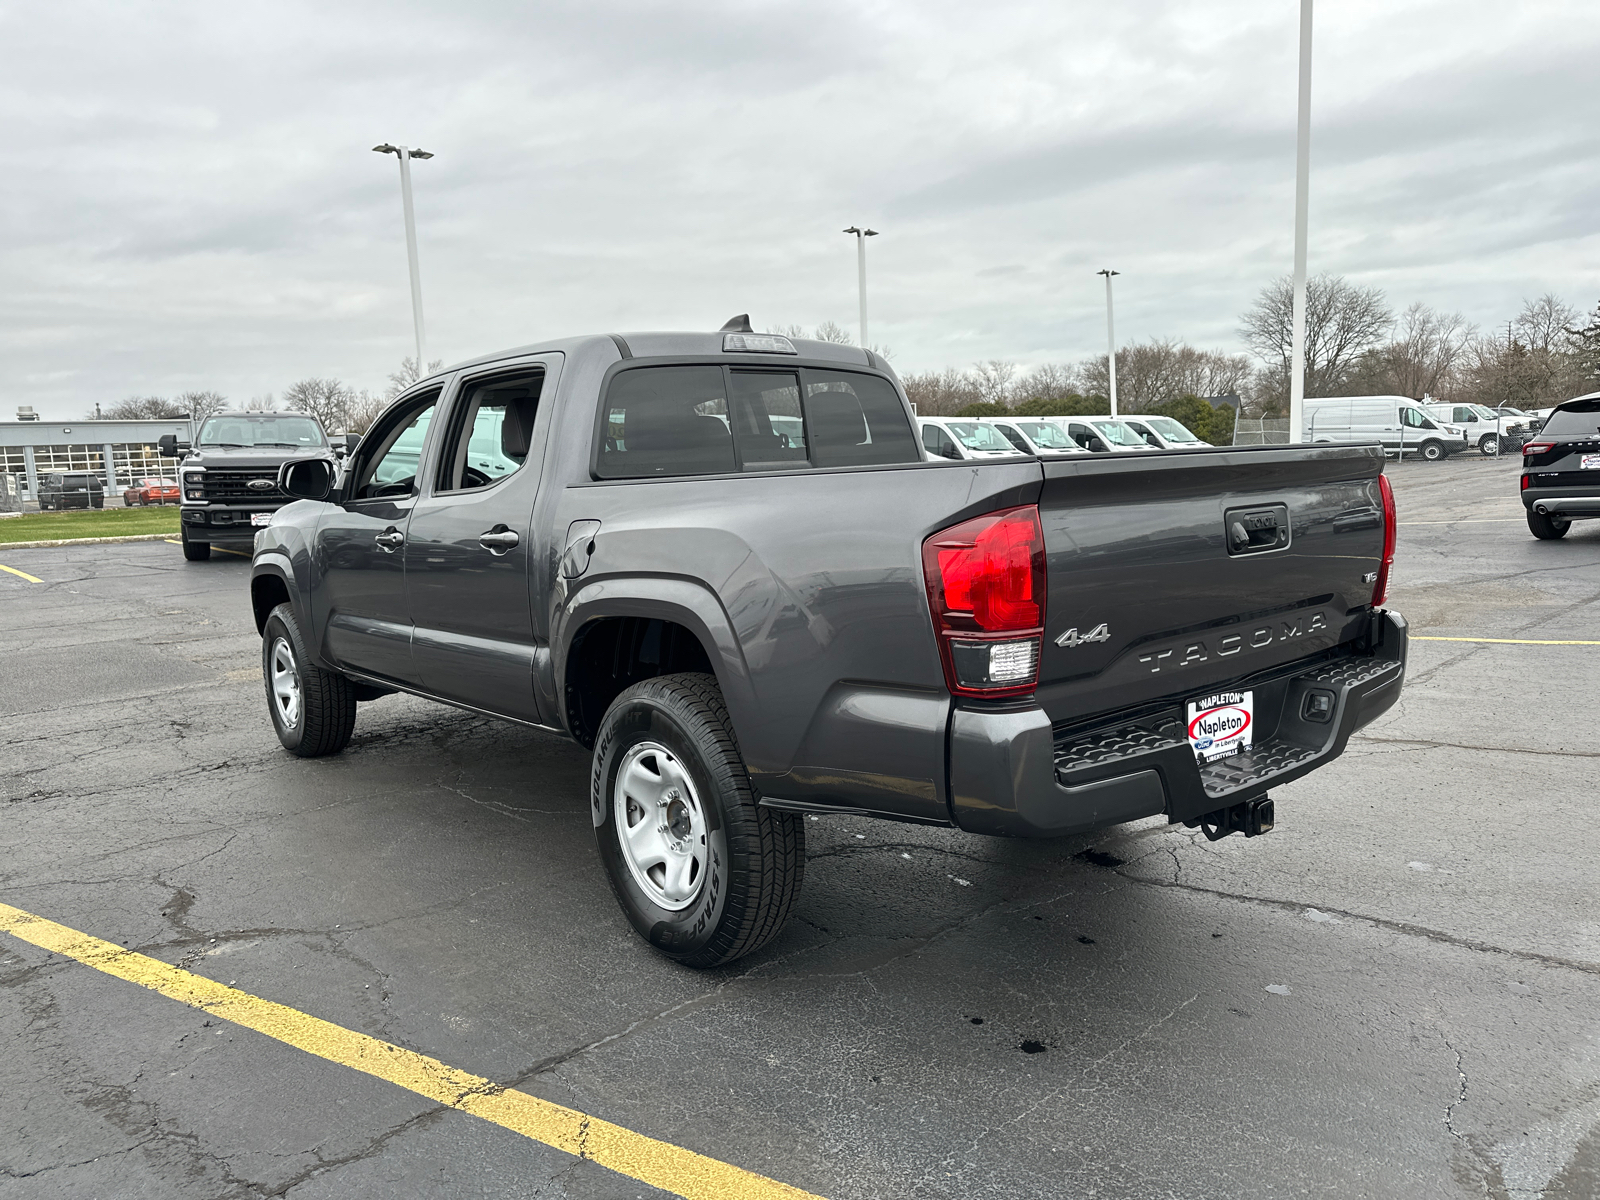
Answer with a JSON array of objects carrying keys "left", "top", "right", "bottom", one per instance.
[
  {"left": 919, "top": 417, "right": 1028, "bottom": 461},
  {"left": 1422, "top": 402, "right": 1535, "bottom": 456},
  {"left": 1303, "top": 396, "right": 1468, "bottom": 460}
]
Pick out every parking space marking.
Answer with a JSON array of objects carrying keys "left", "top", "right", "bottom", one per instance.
[
  {"left": 0, "top": 563, "right": 44, "bottom": 583},
  {"left": 163, "top": 539, "right": 250, "bottom": 558},
  {"left": 1413, "top": 636, "right": 1600, "bottom": 645},
  {"left": 0, "top": 901, "right": 823, "bottom": 1200},
  {"left": 1400, "top": 518, "right": 1527, "bottom": 524}
]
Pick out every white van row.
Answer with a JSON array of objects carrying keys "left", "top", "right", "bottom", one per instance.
[
  {"left": 918, "top": 415, "right": 1211, "bottom": 461},
  {"left": 1302, "top": 396, "right": 1468, "bottom": 460}
]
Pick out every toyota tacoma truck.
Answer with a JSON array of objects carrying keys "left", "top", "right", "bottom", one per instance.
[
  {"left": 249, "top": 322, "right": 1407, "bottom": 967},
  {"left": 160, "top": 411, "right": 342, "bottom": 561}
]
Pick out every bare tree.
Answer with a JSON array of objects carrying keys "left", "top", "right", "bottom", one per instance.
[
  {"left": 175, "top": 390, "right": 228, "bottom": 422},
  {"left": 99, "top": 396, "right": 186, "bottom": 419},
  {"left": 1346, "top": 304, "right": 1475, "bottom": 399},
  {"left": 1241, "top": 274, "right": 1393, "bottom": 410},
  {"left": 283, "top": 378, "right": 355, "bottom": 430},
  {"left": 1015, "top": 363, "right": 1081, "bottom": 403},
  {"left": 1079, "top": 340, "right": 1256, "bottom": 413},
  {"left": 901, "top": 367, "right": 980, "bottom": 416},
  {"left": 384, "top": 356, "right": 445, "bottom": 402},
  {"left": 813, "top": 321, "right": 853, "bottom": 345},
  {"left": 343, "top": 390, "right": 389, "bottom": 434},
  {"left": 1570, "top": 301, "right": 1600, "bottom": 392},
  {"left": 970, "top": 360, "right": 1019, "bottom": 407},
  {"left": 766, "top": 324, "right": 806, "bottom": 339}
]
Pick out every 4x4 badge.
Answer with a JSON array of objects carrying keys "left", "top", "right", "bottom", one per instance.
[{"left": 1056, "top": 623, "right": 1109, "bottom": 648}]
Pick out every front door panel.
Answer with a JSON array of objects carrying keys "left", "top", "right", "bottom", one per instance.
[{"left": 316, "top": 498, "right": 418, "bottom": 682}]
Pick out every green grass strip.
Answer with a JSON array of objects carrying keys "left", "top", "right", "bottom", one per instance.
[{"left": 0, "top": 507, "right": 180, "bottom": 544}]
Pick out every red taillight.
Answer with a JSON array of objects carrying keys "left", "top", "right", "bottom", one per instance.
[
  {"left": 1521, "top": 474, "right": 1530, "bottom": 491},
  {"left": 1372, "top": 473, "right": 1397, "bottom": 607},
  {"left": 1522, "top": 441, "right": 1553, "bottom": 456},
  {"left": 923, "top": 505, "right": 1046, "bottom": 698}
]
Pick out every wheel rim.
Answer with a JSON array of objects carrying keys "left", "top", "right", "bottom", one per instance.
[
  {"left": 613, "top": 741, "right": 708, "bottom": 911},
  {"left": 269, "top": 636, "right": 302, "bottom": 729}
]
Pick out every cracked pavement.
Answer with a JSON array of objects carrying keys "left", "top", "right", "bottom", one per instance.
[{"left": 3, "top": 455, "right": 1600, "bottom": 1198}]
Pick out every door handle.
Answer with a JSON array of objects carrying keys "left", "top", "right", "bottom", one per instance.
[
  {"left": 374, "top": 528, "right": 404, "bottom": 551},
  {"left": 478, "top": 527, "right": 520, "bottom": 554}
]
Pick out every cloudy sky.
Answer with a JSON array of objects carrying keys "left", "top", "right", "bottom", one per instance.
[{"left": 3, "top": 0, "right": 1596, "bottom": 420}]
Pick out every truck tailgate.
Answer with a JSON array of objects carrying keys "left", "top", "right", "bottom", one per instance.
[{"left": 1034, "top": 444, "right": 1388, "bottom": 726}]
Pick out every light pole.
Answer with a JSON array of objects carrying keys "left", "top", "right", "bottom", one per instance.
[
  {"left": 372, "top": 143, "right": 434, "bottom": 369},
  {"left": 1288, "top": 0, "right": 1313, "bottom": 443},
  {"left": 1097, "top": 269, "right": 1120, "bottom": 418},
  {"left": 843, "top": 226, "right": 878, "bottom": 348}
]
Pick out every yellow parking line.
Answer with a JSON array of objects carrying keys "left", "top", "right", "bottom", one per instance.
[
  {"left": 0, "top": 902, "right": 822, "bottom": 1200},
  {"left": 162, "top": 538, "right": 250, "bottom": 558},
  {"left": 1413, "top": 636, "right": 1600, "bottom": 645},
  {"left": 0, "top": 563, "right": 43, "bottom": 583}
]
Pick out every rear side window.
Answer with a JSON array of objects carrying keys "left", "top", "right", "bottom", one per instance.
[
  {"left": 597, "top": 364, "right": 919, "bottom": 478},
  {"left": 599, "top": 366, "right": 736, "bottom": 478},
  {"left": 800, "top": 370, "right": 919, "bottom": 467}
]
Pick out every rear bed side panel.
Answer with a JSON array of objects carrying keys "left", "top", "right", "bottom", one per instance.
[
  {"left": 553, "top": 460, "right": 1042, "bottom": 823},
  {"left": 1033, "top": 444, "right": 1387, "bottom": 726}
]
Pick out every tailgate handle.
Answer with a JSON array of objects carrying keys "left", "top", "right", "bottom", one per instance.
[{"left": 1225, "top": 505, "right": 1289, "bottom": 555}]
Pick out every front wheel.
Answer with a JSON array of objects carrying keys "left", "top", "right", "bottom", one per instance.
[
  {"left": 1479, "top": 434, "right": 1499, "bottom": 456},
  {"left": 592, "top": 672, "right": 804, "bottom": 968},
  {"left": 261, "top": 603, "right": 357, "bottom": 756},
  {"left": 1420, "top": 440, "right": 1446, "bottom": 462},
  {"left": 1528, "top": 510, "right": 1570, "bottom": 540},
  {"left": 180, "top": 525, "right": 210, "bottom": 561}
]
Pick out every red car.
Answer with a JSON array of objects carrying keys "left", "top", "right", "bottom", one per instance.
[{"left": 123, "top": 476, "right": 179, "bottom": 506}]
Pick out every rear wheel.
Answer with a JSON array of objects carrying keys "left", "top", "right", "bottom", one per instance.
[
  {"left": 1528, "top": 510, "right": 1570, "bottom": 540},
  {"left": 262, "top": 603, "right": 357, "bottom": 756},
  {"left": 180, "top": 525, "right": 210, "bottom": 561},
  {"left": 1420, "top": 440, "right": 1446, "bottom": 461},
  {"left": 592, "top": 672, "right": 804, "bottom": 968},
  {"left": 1479, "top": 434, "right": 1500, "bottom": 456}
]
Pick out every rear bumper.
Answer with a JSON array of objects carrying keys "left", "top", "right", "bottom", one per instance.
[
  {"left": 1521, "top": 489, "right": 1600, "bottom": 519},
  {"left": 948, "top": 610, "right": 1408, "bottom": 838}
]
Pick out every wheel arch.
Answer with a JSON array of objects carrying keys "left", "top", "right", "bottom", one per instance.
[
  {"left": 250, "top": 557, "right": 297, "bottom": 635},
  {"left": 558, "top": 578, "right": 756, "bottom": 751}
]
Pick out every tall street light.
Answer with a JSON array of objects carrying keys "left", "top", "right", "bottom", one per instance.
[
  {"left": 1288, "top": 0, "right": 1313, "bottom": 443},
  {"left": 843, "top": 226, "right": 878, "bottom": 348},
  {"left": 372, "top": 143, "right": 434, "bottom": 368},
  {"left": 1097, "top": 269, "right": 1120, "bottom": 418}
]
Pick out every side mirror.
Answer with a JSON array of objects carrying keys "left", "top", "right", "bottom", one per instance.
[
  {"left": 278, "top": 458, "right": 336, "bottom": 501},
  {"left": 157, "top": 434, "right": 190, "bottom": 458},
  {"left": 343, "top": 432, "right": 362, "bottom": 454}
]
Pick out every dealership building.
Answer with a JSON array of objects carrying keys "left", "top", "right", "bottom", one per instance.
[{"left": 1, "top": 410, "right": 194, "bottom": 500}]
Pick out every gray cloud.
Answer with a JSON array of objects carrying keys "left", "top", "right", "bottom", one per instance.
[{"left": 2, "top": 0, "right": 1596, "bottom": 418}]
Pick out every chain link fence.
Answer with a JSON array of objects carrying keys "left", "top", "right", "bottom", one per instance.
[{"left": 1232, "top": 418, "right": 1290, "bottom": 445}]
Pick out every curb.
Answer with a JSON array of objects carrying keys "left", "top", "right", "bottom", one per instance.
[{"left": 0, "top": 533, "right": 181, "bottom": 550}]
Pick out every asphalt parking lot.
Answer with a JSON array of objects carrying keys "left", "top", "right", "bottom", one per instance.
[{"left": 3, "top": 454, "right": 1598, "bottom": 1200}]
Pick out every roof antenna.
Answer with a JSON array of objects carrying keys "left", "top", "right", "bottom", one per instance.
[{"left": 719, "top": 314, "right": 753, "bottom": 333}]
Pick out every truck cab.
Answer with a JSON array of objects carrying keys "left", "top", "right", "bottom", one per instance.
[{"left": 161, "top": 411, "right": 340, "bottom": 561}]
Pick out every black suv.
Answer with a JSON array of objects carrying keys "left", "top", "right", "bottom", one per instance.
[
  {"left": 1521, "top": 393, "right": 1600, "bottom": 539},
  {"left": 160, "top": 411, "right": 340, "bottom": 561},
  {"left": 37, "top": 471, "right": 105, "bottom": 510}
]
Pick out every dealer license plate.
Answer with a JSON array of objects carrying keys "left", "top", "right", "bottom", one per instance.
[
  {"left": 250, "top": 513, "right": 273, "bottom": 527},
  {"left": 1186, "top": 690, "right": 1254, "bottom": 763},
  {"left": 1581, "top": 455, "right": 1600, "bottom": 470}
]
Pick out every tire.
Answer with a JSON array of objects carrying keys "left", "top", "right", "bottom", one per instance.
[
  {"left": 1528, "top": 510, "right": 1570, "bottom": 540},
  {"left": 1420, "top": 440, "right": 1446, "bottom": 462},
  {"left": 1479, "top": 435, "right": 1499, "bottom": 457},
  {"left": 261, "top": 602, "right": 357, "bottom": 757},
  {"left": 592, "top": 672, "right": 804, "bottom": 968},
  {"left": 180, "top": 525, "right": 210, "bottom": 561}
]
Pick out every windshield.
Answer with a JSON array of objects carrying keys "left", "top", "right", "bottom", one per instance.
[
  {"left": 1539, "top": 400, "right": 1600, "bottom": 438},
  {"left": 1016, "top": 421, "right": 1075, "bottom": 449},
  {"left": 946, "top": 422, "right": 1016, "bottom": 452},
  {"left": 1090, "top": 419, "right": 1146, "bottom": 446},
  {"left": 197, "top": 414, "right": 327, "bottom": 448},
  {"left": 1467, "top": 405, "right": 1499, "bottom": 420},
  {"left": 1141, "top": 416, "right": 1201, "bottom": 443}
]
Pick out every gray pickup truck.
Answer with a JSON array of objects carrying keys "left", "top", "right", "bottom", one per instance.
[{"left": 249, "top": 324, "right": 1406, "bottom": 966}]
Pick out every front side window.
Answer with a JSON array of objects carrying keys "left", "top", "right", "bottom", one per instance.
[
  {"left": 353, "top": 395, "right": 438, "bottom": 500},
  {"left": 197, "top": 414, "right": 327, "bottom": 449},
  {"left": 436, "top": 370, "right": 542, "bottom": 492},
  {"left": 922, "top": 425, "right": 960, "bottom": 459},
  {"left": 993, "top": 424, "right": 1031, "bottom": 453}
]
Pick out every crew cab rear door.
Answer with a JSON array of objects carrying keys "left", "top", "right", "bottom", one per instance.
[
  {"left": 404, "top": 356, "right": 559, "bottom": 723},
  {"left": 1032, "top": 444, "right": 1387, "bottom": 726}
]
